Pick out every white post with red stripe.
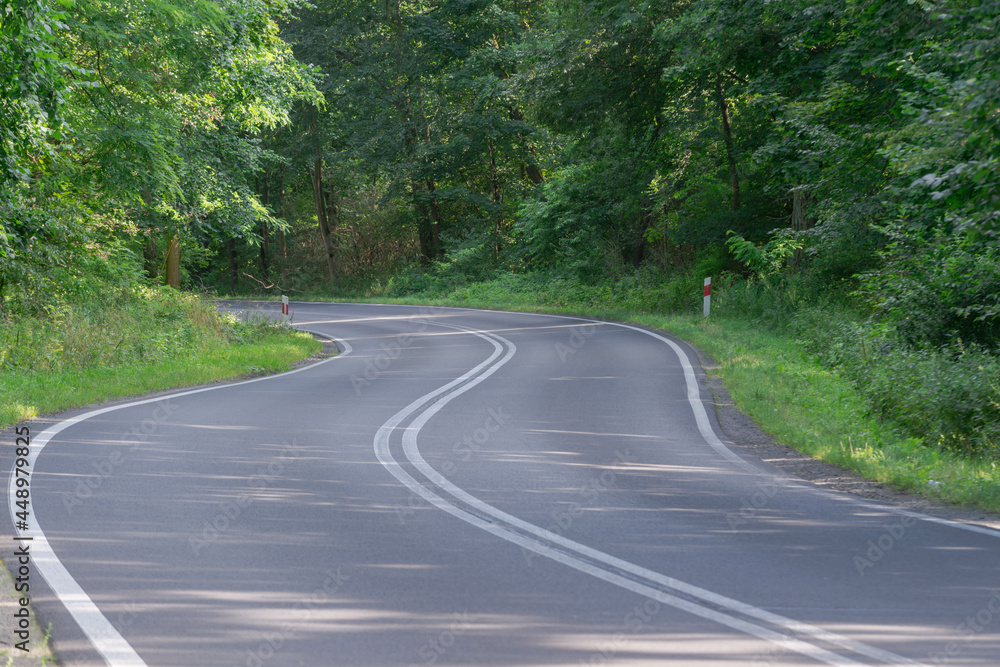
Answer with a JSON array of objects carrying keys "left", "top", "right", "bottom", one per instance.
[
  {"left": 281, "top": 295, "right": 289, "bottom": 316},
  {"left": 703, "top": 277, "right": 711, "bottom": 318}
]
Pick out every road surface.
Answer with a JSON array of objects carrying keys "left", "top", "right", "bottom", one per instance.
[{"left": 7, "top": 302, "right": 1000, "bottom": 666}]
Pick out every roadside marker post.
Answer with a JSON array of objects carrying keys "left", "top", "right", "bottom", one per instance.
[
  {"left": 703, "top": 277, "right": 711, "bottom": 318},
  {"left": 282, "top": 295, "right": 289, "bottom": 316}
]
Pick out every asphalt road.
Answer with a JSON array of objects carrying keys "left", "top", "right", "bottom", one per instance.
[{"left": 7, "top": 302, "right": 1000, "bottom": 666}]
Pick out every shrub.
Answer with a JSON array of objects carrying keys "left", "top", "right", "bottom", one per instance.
[
  {"left": 794, "top": 308, "right": 1000, "bottom": 457},
  {"left": 0, "top": 288, "right": 233, "bottom": 373},
  {"left": 864, "top": 233, "right": 1000, "bottom": 351}
]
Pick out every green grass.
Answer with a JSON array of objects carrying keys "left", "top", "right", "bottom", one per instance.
[
  {"left": 635, "top": 313, "right": 1000, "bottom": 511},
  {"left": 0, "top": 331, "right": 320, "bottom": 427},
  {"left": 282, "top": 271, "right": 1000, "bottom": 514},
  {"left": 0, "top": 290, "right": 322, "bottom": 429}
]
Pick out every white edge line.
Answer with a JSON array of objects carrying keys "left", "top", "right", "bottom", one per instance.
[
  {"left": 392, "top": 323, "right": 923, "bottom": 666},
  {"left": 293, "top": 299, "right": 1000, "bottom": 539},
  {"left": 417, "top": 305, "right": 1000, "bottom": 540},
  {"left": 7, "top": 330, "right": 351, "bottom": 667}
]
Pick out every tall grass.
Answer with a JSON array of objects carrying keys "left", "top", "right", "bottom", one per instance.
[{"left": 0, "top": 289, "right": 320, "bottom": 427}]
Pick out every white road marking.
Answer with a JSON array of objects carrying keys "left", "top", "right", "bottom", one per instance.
[
  {"left": 439, "top": 305, "right": 1000, "bottom": 539},
  {"left": 7, "top": 331, "right": 349, "bottom": 667},
  {"left": 12, "top": 302, "right": 998, "bottom": 665},
  {"left": 376, "top": 319, "right": 926, "bottom": 666}
]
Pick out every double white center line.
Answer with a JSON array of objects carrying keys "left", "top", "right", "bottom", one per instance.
[{"left": 373, "top": 317, "right": 926, "bottom": 667}]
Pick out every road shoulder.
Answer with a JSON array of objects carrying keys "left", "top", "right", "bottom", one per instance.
[{"left": 692, "top": 342, "right": 1000, "bottom": 532}]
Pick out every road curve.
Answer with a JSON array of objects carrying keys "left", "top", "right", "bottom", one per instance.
[{"left": 7, "top": 302, "right": 1000, "bottom": 666}]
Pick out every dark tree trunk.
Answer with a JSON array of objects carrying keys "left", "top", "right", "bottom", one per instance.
[
  {"left": 489, "top": 142, "right": 504, "bottom": 262},
  {"left": 260, "top": 220, "right": 270, "bottom": 281},
  {"left": 428, "top": 179, "right": 442, "bottom": 260},
  {"left": 142, "top": 190, "right": 159, "bottom": 280},
  {"left": 279, "top": 167, "right": 288, "bottom": 258},
  {"left": 143, "top": 232, "right": 159, "bottom": 281},
  {"left": 717, "top": 78, "right": 740, "bottom": 210},
  {"left": 165, "top": 236, "right": 181, "bottom": 289},
  {"left": 631, "top": 231, "right": 647, "bottom": 268},
  {"left": 312, "top": 157, "right": 337, "bottom": 282},
  {"left": 791, "top": 189, "right": 811, "bottom": 269},
  {"left": 509, "top": 107, "right": 544, "bottom": 185},
  {"left": 412, "top": 181, "right": 436, "bottom": 265},
  {"left": 260, "top": 177, "right": 270, "bottom": 281}
]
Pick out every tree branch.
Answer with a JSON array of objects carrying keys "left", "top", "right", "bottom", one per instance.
[{"left": 241, "top": 271, "right": 304, "bottom": 294}]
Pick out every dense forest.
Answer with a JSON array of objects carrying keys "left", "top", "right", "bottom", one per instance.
[{"left": 2, "top": 0, "right": 999, "bottom": 462}]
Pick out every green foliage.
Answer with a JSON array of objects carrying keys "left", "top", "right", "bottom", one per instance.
[
  {"left": 0, "top": 283, "right": 298, "bottom": 377},
  {"left": 0, "top": 287, "right": 220, "bottom": 372},
  {"left": 274, "top": 0, "right": 547, "bottom": 273},
  {"left": 0, "top": 180, "right": 127, "bottom": 314},
  {"left": 0, "top": 0, "right": 77, "bottom": 184},
  {"left": 62, "top": 0, "right": 319, "bottom": 251},
  {"left": 891, "top": 0, "right": 1000, "bottom": 235},
  {"left": 864, "top": 232, "right": 1000, "bottom": 350},
  {"left": 222, "top": 306, "right": 296, "bottom": 344},
  {"left": 795, "top": 308, "right": 1000, "bottom": 457},
  {"left": 0, "top": 295, "right": 320, "bottom": 428},
  {"left": 725, "top": 231, "right": 802, "bottom": 279},
  {"left": 515, "top": 162, "right": 617, "bottom": 280},
  {"left": 0, "top": 0, "right": 319, "bottom": 309}
]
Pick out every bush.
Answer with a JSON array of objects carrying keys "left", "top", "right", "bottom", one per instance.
[
  {"left": 853, "top": 342, "right": 1000, "bottom": 457},
  {"left": 865, "top": 233, "right": 1000, "bottom": 351},
  {"left": 794, "top": 307, "right": 1000, "bottom": 457},
  {"left": 0, "top": 288, "right": 231, "bottom": 373},
  {"left": 222, "top": 306, "right": 296, "bottom": 344}
]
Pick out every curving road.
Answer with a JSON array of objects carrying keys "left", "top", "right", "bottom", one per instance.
[{"left": 7, "top": 302, "right": 1000, "bottom": 666}]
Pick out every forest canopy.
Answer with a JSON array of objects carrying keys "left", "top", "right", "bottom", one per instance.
[{"left": 2, "top": 0, "right": 999, "bottom": 374}]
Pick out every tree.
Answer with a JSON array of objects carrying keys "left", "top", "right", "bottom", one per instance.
[
  {"left": 62, "top": 0, "right": 318, "bottom": 287},
  {"left": 278, "top": 0, "right": 547, "bottom": 270},
  {"left": 0, "top": 0, "right": 81, "bottom": 312},
  {"left": 0, "top": 0, "right": 75, "bottom": 184}
]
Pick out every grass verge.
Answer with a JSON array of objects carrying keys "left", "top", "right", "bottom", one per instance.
[
  {"left": 279, "top": 272, "right": 1000, "bottom": 514},
  {"left": 0, "top": 292, "right": 322, "bottom": 429},
  {"left": 0, "top": 331, "right": 320, "bottom": 428}
]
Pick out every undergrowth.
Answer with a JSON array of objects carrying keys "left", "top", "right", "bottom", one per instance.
[{"left": 0, "top": 290, "right": 319, "bottom": 428}]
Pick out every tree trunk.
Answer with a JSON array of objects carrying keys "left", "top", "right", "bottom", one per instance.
[
  {"left": 312, "top": 157, "right": 337, "bottom": 283},
  {"left": 260, "top": 220, "right": 270, "bottom": 281},
  {"left": 791, "top": 188, "right": 811, "bottom": 269},
  {"left": 165, "top": 236, "right": 181, "bottom": 288},
  {"left": 631, "top": 236, "right": 647, "bottom": 267},
  {"left": 260, "top": 177, "right": 271, "bottom": 280},
  {"left": 509, "top": 107, "right": 544, "bottom": 185},
  {"left": 279, "top": 167, "right": 288, "bottom": 258},
  {"left": 412, "top": 181, "right": 435, "bottom": 265},
  {"left": 413, "top": 178, "right": 443, "bottom": 263},
  {"left": 427, "top": 179, "right": 442, "bottom": 260},
  {"left": 489, "top": 141, "right": 503, "bottom": 262},
  {"left": 716, "top": 78, "right": 740, "bottom": 211},
  {"left": 141, "top": 189, "right": 159, "bottom": 280}
]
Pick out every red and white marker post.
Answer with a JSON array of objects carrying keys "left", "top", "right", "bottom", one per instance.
[
  {"left": 703, "top": 277, "right": 711, "bottom": 318},
  {"left": 281, "top": 295, "right": 289, "bottom": 316}
]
